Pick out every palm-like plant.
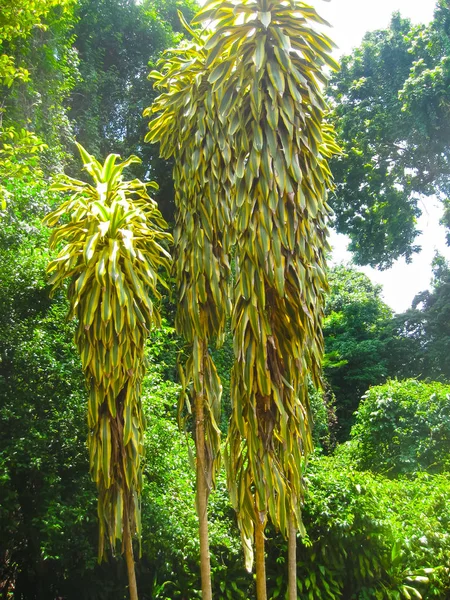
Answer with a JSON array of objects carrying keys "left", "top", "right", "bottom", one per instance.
[
  {"left": 145, "top": 1, "right": 338, "bottom": 595},
  {"left": 192, "top": 1, "right": 339, "bottom": 598},
  {"left": 144, "top": 21, "right": 234, "bottom": 600},
  {"left": 44, "top": 144, "right": 171, "bottom": 600}
]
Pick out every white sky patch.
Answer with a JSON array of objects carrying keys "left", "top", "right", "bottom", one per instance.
[{"left": 318, "top": 0, "right": 436, "bottom": 57}]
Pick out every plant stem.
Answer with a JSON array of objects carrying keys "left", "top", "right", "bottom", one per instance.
[
  {"left": 255, "top": 515, "right": 267, "bottom": 600},
  {"left": 124, "top": 504, "right": 139, "bottom": 600},
  {"left": 288, "top": 513, "right": 297, "bottom": 600},
  {"left": 195, "top": 338, "right": 213, "bottom": 600}
]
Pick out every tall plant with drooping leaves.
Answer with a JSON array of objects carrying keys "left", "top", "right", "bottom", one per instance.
[
  {"left": 193, "top": 1, "right": 340, "bottom": 598},
  {"left": 43, "top": 143, "right": 171, "bottom": 600},
  {"left": 144, "top": 18, "right": 234, "bottom": 600}
]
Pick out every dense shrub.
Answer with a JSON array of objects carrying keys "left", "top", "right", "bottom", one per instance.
[
  {"left": 266, "top": 454, "right": 450, "bottom": 599},
  {"left": 347, "top": 379, "right": 450, "bottom": 475}
]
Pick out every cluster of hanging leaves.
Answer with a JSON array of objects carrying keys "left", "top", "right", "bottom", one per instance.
[
  {"left": 146, "top": 0, "right": 339, "bottom": 573},
  {"left": 145, "top": 18, "right": 235, "bottom": 489},
  {"left": 191, "top": 0, "right": 340, "bottom": 569},
  {"left": 44, "top": 143, "right": 171, "bottom": 558}
]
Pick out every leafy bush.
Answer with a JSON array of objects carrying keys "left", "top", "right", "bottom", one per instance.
[
  {"left": 347, "top": 379, "right": 450, "bottom": 475},
  {"left": 266, "top": 454, "right": 450, "bottom": 599}
]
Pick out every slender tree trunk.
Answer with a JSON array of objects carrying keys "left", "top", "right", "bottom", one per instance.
[
  {"left": 123, "top": 505, "right": 138, "bottom": 600},
  {"left": 288, "top": 513, "right": 297, "bottom": 600},
  {"left": 255, "top": 515, "right": 267, "bottom": 600},
  {"left": 195, "top": 339, "right": 213, "bottom": 600}
]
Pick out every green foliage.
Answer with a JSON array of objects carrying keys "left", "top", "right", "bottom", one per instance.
[
  {"left": 327, "top": 6, "right": 450, "bottom": 268},
  {"left": 0, "top": 177, "right": 98, "bottom": 597},
  {"left": 1, "top": 0, "right": 79, "bottom": 172},
  {"left": 0, "top": 0, "right": 79, "bottom": 215},
  {"left": 346, "top": 379, "right": 450, "bottom": 475},
  {"left": 0, "top": 204, "right": 240, "bottom": 598},
  {"left": 308, "top": 383, "right": 337, "bottom": 454},
  {"left": 398, "top": 0, "right": 450, "bottom": 194},
  {"left": 68, "top": 0, "right": 197, "bottom": 218},
  {"left": 2, "top": 190, "right": 450, "bottom": 598},
  {"left": 0, "top": 0, "right": 71, "bottom": 84},
  {"left": 210, "top": 327, "right": 233, "bottom": 432},
  {"left": 0, "top": 128, "right": 47, "bottom": 208},
  {"left": 323, "top": 265, "right": 393, "bottom": 438},
  {"left": 385, "top": 254, "right": 450, "bottom": 382},
  {"left": 266, "top": 454, "right": 450, "bottom": 599},
  {"left": 2, "top": 1, "right": 450, "bottom": 598}
]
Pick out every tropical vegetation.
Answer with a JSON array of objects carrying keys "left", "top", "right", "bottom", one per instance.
[{"left": 1, "top": 0, "right": 450, "bottom": 598}]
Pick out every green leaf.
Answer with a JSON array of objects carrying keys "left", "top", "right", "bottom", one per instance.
[{"left": 254, "top": 35, "right": 266, "bottom": 71}]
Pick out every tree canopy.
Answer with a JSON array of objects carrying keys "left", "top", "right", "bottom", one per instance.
[
  {"left": 68, "top": 0, "right": 197, "bottom": 216},
  {"left": 0, "top": 0, "right": 77, "bottom": 206},
  {"left": 323, "top": 265, "right": 392, "bottom": 436},
  {"left": 385, "top": 254, "right": 450, "bottom": 381},
  {"left": 327, "top": 0, "right": 450, "bottom": 269}
]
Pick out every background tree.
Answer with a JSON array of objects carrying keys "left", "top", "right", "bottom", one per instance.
[
  {"left": 385, "top": 254, "right": 450, "bottom": 382},
  {"left": 0, "top": 0, "right": 78, "bottom": 204},
  {"left": 44, "top": 145, "right": 171, "bottom": 600},
  {"left": 327, "top": 1, "right": 450, "bottom": 268},
  {"left": 0, "top": 0, "right": 70, "bottom": 83},
  {"left": 323, "top": 265, "right": 393, "bottom": 437},
  {"left": 68, "top": 0, "right": 198, "bottom": 217}
]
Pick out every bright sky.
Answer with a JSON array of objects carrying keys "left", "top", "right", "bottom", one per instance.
[
  {"left": 318, "top": 0, "right": 436, "bottom": 57},
  {"left": 315, "top": 0, "right": 448, "bottom": 313}
]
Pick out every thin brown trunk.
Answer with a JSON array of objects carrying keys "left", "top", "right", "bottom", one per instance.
[
  {"left": 288, "top": 513, "right": 297, "bottom": 600},
  {"left": 195, "top": 339, "right": 213, "bottom": 600},
  {"left": 124, "top": 506, "right": 138, "bottom": 600},
  {"left": 255, "top": 515, "right": 267, "bottom": 600}
]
